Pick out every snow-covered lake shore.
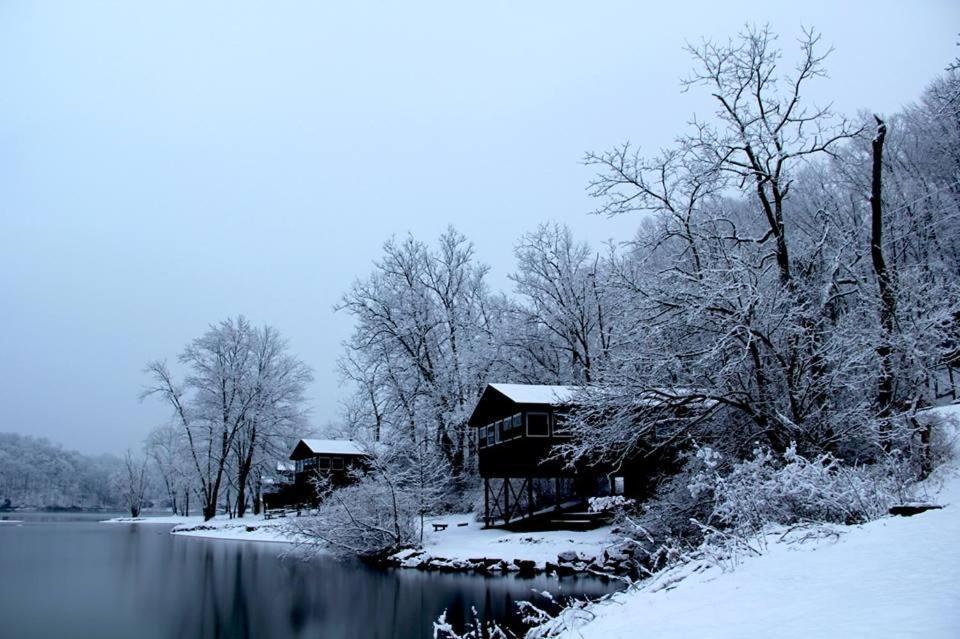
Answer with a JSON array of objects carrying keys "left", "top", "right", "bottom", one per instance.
[
  {"left": 540, "top": 404, "right": 960, "bottom": 639},
  {"left": 102, "top": 512, "right": 621, "bottom": 575},
  {"left": 389, "top": 514, "right": 618, "bottom": 575},
  {"left": 102, "top": 513, "right": 296, "bottom": 543}
]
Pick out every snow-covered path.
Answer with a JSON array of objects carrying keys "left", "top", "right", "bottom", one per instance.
[{"left": 557, "top": 408, "right": 960, "bottom": 639}]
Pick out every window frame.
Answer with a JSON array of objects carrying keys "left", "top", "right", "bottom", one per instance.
[
  {"left": 331, "top": 457, "right": 344, "bottom": 471},
  {"left": 526, "top": 411, "right": 551, "bottom": 438}
]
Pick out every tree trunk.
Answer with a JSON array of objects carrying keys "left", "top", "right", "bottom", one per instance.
[
  {"left": 235, "top": 476, "right": 247, "bottom": 518},
  {"left": 870, "top": 116, "right": 896, "bottom": 421},
  {"left": 252, "top": 476, "right": 262, "bottom": 516}
]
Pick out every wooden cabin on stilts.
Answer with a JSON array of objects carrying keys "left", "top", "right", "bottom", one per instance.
[{"left": 469, "top": 383, "right": 640, "bottom": 531}]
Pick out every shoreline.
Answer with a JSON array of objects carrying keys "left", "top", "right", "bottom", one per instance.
[{"left": 102, "top": 512, "right": 629, "bottom": 577}]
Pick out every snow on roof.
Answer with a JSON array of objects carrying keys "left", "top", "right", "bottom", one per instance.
[
  {"left": 298, "top": 439, "right": 367, "bottom": 456},
  {"left": 488, "top": 383, "right": 582, "bottom": 405}
]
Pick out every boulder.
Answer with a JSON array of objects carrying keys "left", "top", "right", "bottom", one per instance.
[
  {"left": 557, "top": 550, "right": 579, "bottom": 563},
  {"left": 889, "top": 504, "right": 943, "bottom": 517}
]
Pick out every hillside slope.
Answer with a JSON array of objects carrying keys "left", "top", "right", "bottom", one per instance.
[{"left": 555, "top": 407, "right": 960, "bottom": 639}]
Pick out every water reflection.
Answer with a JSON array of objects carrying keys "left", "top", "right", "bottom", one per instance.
[{"left": 0, "top": 517, "right": 620, "bottom": 639}]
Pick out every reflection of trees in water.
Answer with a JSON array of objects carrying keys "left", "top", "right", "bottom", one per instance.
[
  {"left": 5, "top": 523, "right": 619, "bottom": 639},
  {"left": 121, "top": 534, "right": 618, "bottom": 639}
]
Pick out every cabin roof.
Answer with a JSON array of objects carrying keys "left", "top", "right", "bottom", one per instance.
[
  {"left": 468, "top": 383, "right": 582, "bottom": 427},
  {"left": 487, "top": 383, "right": 580, "bottom": 405},
  {"left": 289, "top": 439, "right": 367, "bottom": 460}
]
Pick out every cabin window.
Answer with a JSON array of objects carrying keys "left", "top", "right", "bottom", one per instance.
[
  {"left": 295, "top": 460, "right": 304, "bottom": 473},
  {"left": 317, "top": 457, "right": 330, "bottom": 470},
  {"left": 495, "top": 419, "right": 504, "bottom": 443},
  {"left": 486, "top": 425, "right": 496, "bottom": 447},
  {"left": 477, "top": 427, "right": 487, "bottom": 449},
  {"left": 526, "top": 412, "right": 550, "bottom": 437},
  {"left": 504, "top": 414, "right": 521, "bottom": 439},
  {"left": 331, "top": 457, "right": 344, "bottom": 470},
  {"left": 303, "top": 457, "right": 317, "bottom": 469}
]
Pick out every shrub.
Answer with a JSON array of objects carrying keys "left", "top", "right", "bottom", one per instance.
[
  {"left": 691, "top": 443, "right": 911, "bottom": 539},
  {"left": 289, "top": 470, "right": 418, "bottom": 561}
]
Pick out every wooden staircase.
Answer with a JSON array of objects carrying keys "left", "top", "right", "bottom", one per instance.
[{"left": 500, "top": 502, "right": 612, "bottom": 531}]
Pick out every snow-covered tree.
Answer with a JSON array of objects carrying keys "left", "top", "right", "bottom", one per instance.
[
  {"left": 336, "top": 228, "right": 502, "bottom": 490},
  {"left": 142, "top": 316, "right": 312, "bottom": 520},
  {"left": 114, "top": 450, "right": 149, "bottom": 518},
  {"left": 509, "top": 223, "right": 614, "bottom": 383},
  {"left": 144, "top": 423, "right": 192, "bottom": 515}
]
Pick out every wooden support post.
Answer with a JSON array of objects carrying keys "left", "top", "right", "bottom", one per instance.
[
  {"left": 504, "top": 478, "right": 510, "bottom": 524},
  {"left": 483, "top": 478, "right": 489, "bottom": 527}
]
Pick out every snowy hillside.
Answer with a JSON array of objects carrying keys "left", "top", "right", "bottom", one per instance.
[{"left": 551, "top": 406, "right": 960, "bottom": 639}]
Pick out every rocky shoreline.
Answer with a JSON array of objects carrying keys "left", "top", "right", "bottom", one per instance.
[{"left": 385, "top": 544, "right": 637, "bottom": 579}]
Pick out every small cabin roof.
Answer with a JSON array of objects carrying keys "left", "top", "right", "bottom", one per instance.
[
  {"left": 468, "top": 383, "right": 582, "bottom": 427},
  {"left": 289, "top": 439, "right": 367, "bottom": 460}
]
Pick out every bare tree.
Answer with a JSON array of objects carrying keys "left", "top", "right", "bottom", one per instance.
[
  {"left": 116, "top": 450, "right": 149, "bottom": 518},
  {"left": 231, "top": 325, "right": 312, "bottom": 517},
  {"left": 142, "top": 317, "right": 310, "bottom": 520},
  {"left": 509, "top": 223, "right": 613, "bottom": 383},
  {"left": 336, "top": 228, "right": 501, "bottom": 488},
  {"left": 144, "top": 424, "right": 191, "bottom": 515}
]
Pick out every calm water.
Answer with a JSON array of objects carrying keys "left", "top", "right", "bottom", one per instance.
[{"left": 0, "top": 513, "right": 619, "bottom": 639}]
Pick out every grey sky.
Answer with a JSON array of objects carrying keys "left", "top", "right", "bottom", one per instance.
[{"left": 1, "top": 1, "right": 957, "bottom": 455}]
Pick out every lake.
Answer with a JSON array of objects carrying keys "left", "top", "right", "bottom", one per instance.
[{"left": 0, "top": 513, "right": 621, "bottom": 639}]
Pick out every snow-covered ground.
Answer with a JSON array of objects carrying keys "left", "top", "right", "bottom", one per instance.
[
  {"left": 102, "top": 513, "right": 295, "bottom": 543},
  {"left": 102, "top": 514, "right": 194, "bottom": 525},
  {"left": 420, "top": 514, "right": 612, "bottom": 568},
  {"left": 551, "top": 405, "right": 960, "bottom": 639}
]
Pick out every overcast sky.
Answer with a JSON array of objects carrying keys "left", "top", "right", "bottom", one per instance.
[{"left": 1, "top": 1, "right": 957, "bottom": 455}]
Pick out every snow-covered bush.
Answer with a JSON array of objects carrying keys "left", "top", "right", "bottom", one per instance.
[
  {"left": 587, "top": 495, "right": 636, "bottom": 513},
  {"left": 433, "top": 609, "right": 514, "bottom": 639},
  {"left": 289, "top": 469, "right": 418, "bottom": 561},
  {"left": 692, "top": 443, "right": 910, "bottom": 539}
]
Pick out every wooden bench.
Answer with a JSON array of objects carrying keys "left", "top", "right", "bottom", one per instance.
[{"left": 432, "top": 523, "right": 448, "bottom": 532}]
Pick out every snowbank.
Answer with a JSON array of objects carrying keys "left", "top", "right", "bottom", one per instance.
[
  {"left": 102, "top": 514, "right": 194, "bottom": 525},
  {"left": 386, "top": 514, "right": 617, "bottom": 575},
  {"left": 550, "top": 405, "right": 960, "bottom": 639},
  {"left": 102, "top": 513, "right": 296, "bottom": 543}
]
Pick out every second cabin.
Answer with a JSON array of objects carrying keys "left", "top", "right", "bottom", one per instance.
[{"left": 270, "top": 439, "right": 369, "bottom": 507}]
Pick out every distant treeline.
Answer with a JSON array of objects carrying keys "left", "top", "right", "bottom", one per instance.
[{"left": 0, "top": 433, "right": 124, "bottom": 510}]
